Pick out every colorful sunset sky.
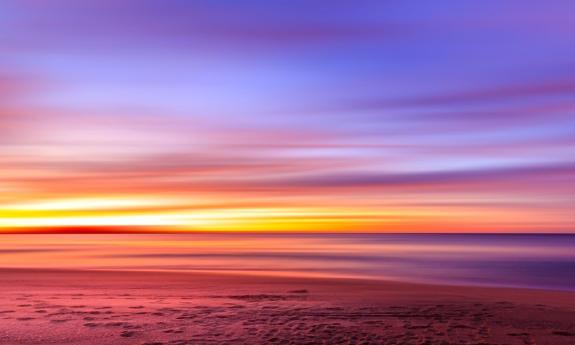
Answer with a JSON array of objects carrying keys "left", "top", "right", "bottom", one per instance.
[{"left": 1, "top": 0, "right": 574, "bottom": 233}]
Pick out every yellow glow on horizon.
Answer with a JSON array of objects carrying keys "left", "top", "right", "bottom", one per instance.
[
  {"left": 0, "top": 204, "right": 403, "bottom": 230},
  {"left": 0, "top": 214, "right": 182, "bottom": 228},
  {"left": 1, "top": 196, "right": 186, "bottom": 211},
  {"left": 0, "top": 197, "right": 568, "bottom": 233}
]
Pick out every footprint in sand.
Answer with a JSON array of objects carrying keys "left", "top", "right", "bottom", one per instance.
[
  {"left": 120, "top": 330, "right": 136, "bottom": 337},
  {"left": 508, "top": 332, "right": 530, "bottom": 336},
  {"left": 163, "top": 329, "right": 184, "bottom": 334},
  {"left": 167, "top": 340, "right": 193, "bottom": 345}
]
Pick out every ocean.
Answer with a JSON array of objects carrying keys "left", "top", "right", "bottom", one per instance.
[{"left": 2, "top": 233, "right": 574, "bottom": 291}]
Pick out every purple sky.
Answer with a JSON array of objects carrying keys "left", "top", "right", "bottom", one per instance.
[{"left": 1, "top": 0, "right": 574, "bottom": 232}]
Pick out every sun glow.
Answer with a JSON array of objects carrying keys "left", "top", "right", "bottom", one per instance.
[{"left": 1, "top": 197, "right": 185, "bottom": 211}]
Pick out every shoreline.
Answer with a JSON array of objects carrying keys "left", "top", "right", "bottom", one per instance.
[{"left": 2, "top": 265, "right": 575, "bottom": 294}]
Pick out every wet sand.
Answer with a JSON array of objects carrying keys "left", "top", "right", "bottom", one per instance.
[{"left": 0, "top": 268, "right": 574, "bottom": 345}]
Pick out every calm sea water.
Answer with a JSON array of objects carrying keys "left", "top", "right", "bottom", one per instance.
[{"left": 1, "top": 233, "right": 574, "bottom": 291}]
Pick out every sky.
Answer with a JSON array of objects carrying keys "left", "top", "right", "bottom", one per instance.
[{"left": 0, "top": 0, "right": 574, "bottom": 233}]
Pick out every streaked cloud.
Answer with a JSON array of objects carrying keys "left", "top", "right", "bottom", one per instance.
[{"left": 0, "top": 1, "right": 574, "bottom": 232}]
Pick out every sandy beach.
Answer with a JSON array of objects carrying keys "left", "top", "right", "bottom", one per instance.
[{"left": 0, "top": 268, "right": 573, "bottom": 345}]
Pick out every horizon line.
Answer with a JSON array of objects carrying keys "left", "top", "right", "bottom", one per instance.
[{"left": 0, "top": 226, "right": 573, "bottom": 235}]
